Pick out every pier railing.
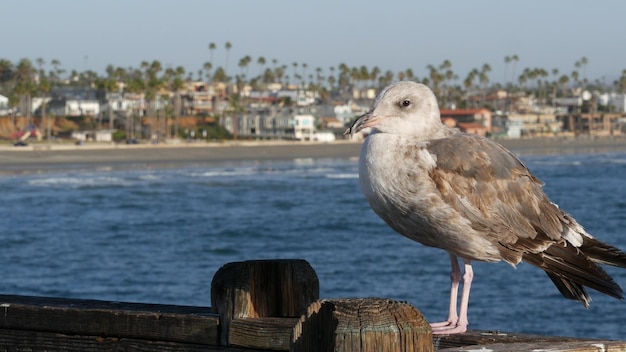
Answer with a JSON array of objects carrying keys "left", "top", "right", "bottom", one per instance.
[{"left": 0, "top": 259, "right": 623, "bottom": 351}]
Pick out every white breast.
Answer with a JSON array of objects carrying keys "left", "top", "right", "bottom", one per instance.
[{"left": 358, "top": 133, "right": 503, "bottom": 262}]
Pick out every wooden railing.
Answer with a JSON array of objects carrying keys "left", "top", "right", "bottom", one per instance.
[{"left": 0, "top": 259, "right": 623, "bottom": 351}]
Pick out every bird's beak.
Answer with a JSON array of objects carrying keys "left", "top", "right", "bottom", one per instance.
[{"left": 343, "top": 111, "right": 373, "bottom": 137}]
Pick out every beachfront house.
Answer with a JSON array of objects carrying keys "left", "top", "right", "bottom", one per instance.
[
  {"left": 72, "top": 129, "right": 115, "bottom": 142},
  {"left": 48, "top": 98, "right": 100, "bottom": 116},
  {"left": 601, "top": 93, "right": 626, "bottom": 113},
  {"left": 293, "top": 115, "right": 315, "bottom": 141},
  {"left": 440, "top": 108, "right": 492, "bottom": 136},
  {"left": 333, "top": 100, "right": 369, "bottom": 124},
  {"left": 221, "top": 106, "right": 318, "bottom": 140}
]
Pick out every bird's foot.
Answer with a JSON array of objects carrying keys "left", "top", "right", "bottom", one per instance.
[{"left": 430, "top": 321, "right": 468, "bottom": 335}]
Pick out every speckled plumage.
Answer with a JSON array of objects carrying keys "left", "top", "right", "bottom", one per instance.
[{"left": 346, "top": 81, "right": 626, "bottom": 334}]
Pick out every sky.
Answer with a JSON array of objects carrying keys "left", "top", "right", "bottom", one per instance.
[{"left": 3, "top": 0, "right": 626, "bottom": 85}]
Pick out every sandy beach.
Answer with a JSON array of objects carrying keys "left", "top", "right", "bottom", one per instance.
[{"left": 2, "top": 137, "right": 626, "bottom": 173}]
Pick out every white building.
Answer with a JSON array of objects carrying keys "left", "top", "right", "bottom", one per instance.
[
  {"left": 294, "top": 114, "right": 315, "bottom": 140},
  {"left": 313, "top": 131, "right": 336, "bottom": 142},
  {"left": 596, "top": 93, "right": 626, "bottom": 113},
  {"left": 0, "top": 94, "right": 8, "bottom": 108},
  {"left": 50, "top": 99, "right": 100, "bottom": 116},
  {"left": 506, "top": 118, "right": 524, "bottom": 138},
  {"left": 72, "top": 129, "right": 115, "bottom": 142},
  {"left": 333, "top": 100, "right": 369, "bottom": 124},
  {"left": 0, "top": 94, "right": 9, "bottom": 115}
]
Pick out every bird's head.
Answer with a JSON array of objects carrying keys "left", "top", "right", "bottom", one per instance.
[{"left": 344, "top": 81, "right": 442, "bottom": 139}]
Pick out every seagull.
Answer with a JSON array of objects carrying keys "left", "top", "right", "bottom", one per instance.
[{"left": 345, "top": 81, "right": 626, "bottom": 335}]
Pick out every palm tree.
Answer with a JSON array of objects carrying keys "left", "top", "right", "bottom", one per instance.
[
  {"left": 550, "top": 68, "right": 560, "bottom": 102},
  {"left": 518, "top": 68, "right": 529, "bottom": 91},
  {"left": 379, "top": 70, "right": 394, "bottom": 88},
  {"left": 370, "top": 66, "right": 380, "bottom": 88},
  {"left": 396, "top": 69, "right": 406, "bottom": 83},
  {"left": 510, "top": 55, "right": 520, "bottom": 91},
  {"left": 0, "top": 59, "right": 14, "bottom": 92},
  {"left": 271, "top": 59, "right": 278, "bottom": 82},
  {"left": 257, "top": 57, "right": 266, "bottom": 82},
  {"left": 579, "top": 56, "right": 588, "bottom": 87},
  {"left": 213, "top": 67, "right": 229, "bottom": 84},
  {"left": 96, "top": 67, "right": 118, "bottom": 131},
  {"left": 238, "top": 55, "right": 252, "bottom": 82},
  {"left": 558, "top": 75, "right": 570, "bottom": 97},
  {"left": 164, "top": 65, "right": 185, "bottom": 138},
  {"left": 275, "top": 65, "right": 286, "bottom": 85},
  {"left": 124, "top": 75, "right": 141, "bottom": 140},
  {"left": 426, "top": 64, "right": 443, "bottom": 97},
  {"left": 571, "top": 70, "right": 580, "bottom": 89},
  {"left": 14, "top": 58, "right": 36, "bottom": 129},
  {"left": 535, "top": 68, "right": 549, "bottom": 104},
  {"left": 50, "top": 59, "right": 60, "bottom": 70},
  {"left": 38, "top": 73, "right": 51, "bottom": 140},
  {"left": 291, "top": 62, "right": 298, "bottom": 86},
  {"left": 404, "top": 68, "right": 415, "bottom": 82},
  {"left": 143, "top": 60, "right": 164, "bottom": 140},
  {"left": 262, "top": 68, "right": 275, "bottom": 86},
  {"left": 618, "top": 70, "right": 626, "bottom": 94},
  {"left": 479, "top": 64, "right": 492, "bottom": 105},
  {"left": 0, "top": 58, "right": 13, "bottom": 75},
  {"left": 203, "top": 62, "right": 213, "bottom": 83},
  {"left": 438, "top": 60, "right": 456, "bottom": 107},
  {"left": 463, "top": 68, "right": 479, "bottom": 107},
  {"left": 504, "top": 55, "right": 511, "bottom": 87},
  {"left": 315, "top": 66, "right": 323, "bottom": 92},
  {"left": 327, "top": 75, "right": 336, "bottom": 92},
  {"left": 174, "top": 66, "right": 185, "bottom": 136},
  {"left": 48, "top": 59, "right": 65, "bottom": 104},
  {"left": 35, "top": 58, "right": 45, "bottom": 73},
  {"left": 224, "top": 42, "right": 232, "bottom": 76},
  {"left": 208, "top": 42, "right": 216, "bottom": 65},
  {"left": 302, "top": 63, "right": 308, "bottom": 88}
]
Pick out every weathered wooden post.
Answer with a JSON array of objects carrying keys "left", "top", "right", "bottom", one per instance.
[
  {"left": 210, "top": 259, "right": 319, "bottom": 348},
  {"left": 291, "top": 298, "right": 433, "bottom": 352}
]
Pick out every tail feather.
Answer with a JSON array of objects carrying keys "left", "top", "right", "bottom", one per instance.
[
  {"left": 523, "top": 242, "right": 625, "bottom": 306},
  {"left": 545, "top": 272, "right": 591, "bottom": 308},
  {"left": 580, "top": 237, "right": 626, "bottom": 267}
]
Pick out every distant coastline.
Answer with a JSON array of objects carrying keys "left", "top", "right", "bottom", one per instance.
[{"left": 1, "top": 136, "right": 626, "bottom": 173}]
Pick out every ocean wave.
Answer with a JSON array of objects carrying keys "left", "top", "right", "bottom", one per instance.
[
  {"left": 529, "top": 160, "right": 582, "bottom": 167},
  {"left": 28, "top": 175, "right": 135, "bottom": 188},
  {"left": 188, "top": 168, "right": 257, "bottom": 178},
  {"left": 325, "top": 173, "right": 359, "bottom": 179},
  {"left": 603, "top": 158, "right": 626, "bottom": 165}
]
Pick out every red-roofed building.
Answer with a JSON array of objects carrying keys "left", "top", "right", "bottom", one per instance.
[
  {"left": 440, "top": 108, "right": 492, "bottom": 136},
  {"left": 457, "top": 122, "right": 488, "bottom": 136}
]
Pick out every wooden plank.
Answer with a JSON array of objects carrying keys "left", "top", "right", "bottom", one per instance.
[
  {"left": 0, "top": 294, "right": 219, "bottom": 345},
  {"left": 229, "top": 317, "right": 299, "bottom": 350},
  {"left": 432, "top": 330, "right": 604, "bottom": 350},
  {"left": 0, "top": 328, "right": 265, "bottom": 352},
  {"left": 437, "top": 340, "right": 626, "bottom": 352}
]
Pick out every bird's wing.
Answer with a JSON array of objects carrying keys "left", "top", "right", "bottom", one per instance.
[
  {"left": 425, "top": 134, "right": 626, "bottom": 304},
  {"left": 426, "top": 133, "right": 569, "bottom": 262}
]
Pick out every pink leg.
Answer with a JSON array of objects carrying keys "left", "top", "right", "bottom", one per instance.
[
  {"left": 431, "top": 254, "right": 460, "bottom": 328},
  {"left": 431, "top": 255, "right": 473, "bottom": 334}
]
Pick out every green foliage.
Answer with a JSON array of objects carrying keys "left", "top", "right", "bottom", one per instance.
[
  {"left": 179, "top": 117, "right": 232, "bottom": 140},
  {"left": 112, "top": 131, "right": 126, "bottom": 141}
]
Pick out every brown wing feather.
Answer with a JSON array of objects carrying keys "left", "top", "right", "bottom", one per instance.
[
  {"left": 426, "top": 133, "right": 626, "bottom": 305},
  {"left": 427, "top": 134, "right": 565, "bottom": 256}
]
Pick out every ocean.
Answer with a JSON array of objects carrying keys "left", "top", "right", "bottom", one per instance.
[{"left": 1, "top": 151, "right": 625, "bottom": 340}]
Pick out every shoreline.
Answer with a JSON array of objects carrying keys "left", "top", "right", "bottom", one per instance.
[{"left": 2, "top": 136, "right": 626, "bottom": 173}]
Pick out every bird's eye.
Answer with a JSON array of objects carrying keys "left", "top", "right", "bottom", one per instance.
[{"left": 401, "top": 99, "right": 411, "bottom": 107}]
